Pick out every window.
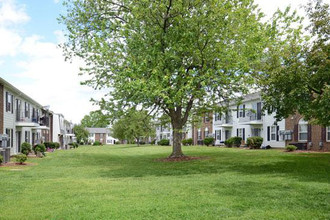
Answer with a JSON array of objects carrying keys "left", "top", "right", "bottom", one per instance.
[
  {"left": 204, "top": 115, "right": 210, "bottom": 122},
  {"left": 327, "top": 127, "right": 330, "bottom": 142},
  {"left": 25, "top": 102, "right": 30, "bottom": 118},
  {"left": 25, "top": 131, "right": 30, "bottom": 143},
  {"left": 5, "top": 129, "right": 13, "bottom": 148},
  {"left": 298, "top": 119, "right": 308, "bottom": 141},
  {"left": 197, "top": 129, "right": 201, "bottom": 140},
  {"left": 204, "top": 128, "right": 209, "bottom": 138},
  {"left": 215, "top": 130, "right": 221, "bottom": 140},
  {"left": 271, "top": 126, "right": 276, "bottom": 140},
  {"left": 252, "top": 128, "right": 261, "bottom": 137},
  {"left": 5, "top": 92, "right": 14, "bottom": 113},
  {"left": 214, "top": 113, "right": 221, "bottom": 121},
  {"left": 225, "top": 130, "right": 231, "bottom": 140},
  {"left": 237, "top": 128, "right": 245, "bottom": 140},
  {"left": 237, "top": 105, "right": 245, "bottom": 118}
]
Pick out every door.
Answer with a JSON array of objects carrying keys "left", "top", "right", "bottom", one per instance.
[
  {"left": 16, "top": 131, "right": 21, "bottom": 153},
  {"left": 257, "top": 102, "right": 262, "bottom": 120}
]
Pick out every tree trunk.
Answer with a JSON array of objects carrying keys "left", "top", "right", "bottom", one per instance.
[{"left": 169, "top": 119, "right": 184, "bottom": 158}]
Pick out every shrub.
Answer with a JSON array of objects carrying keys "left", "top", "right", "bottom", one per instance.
[
  {"left": 247, "top": 136, "right": 263, "bottom": 149},
  {"left": 21, "top": 142, "right": 32, "bottom": 156},
  {"left": 33, "top": 144, "right": 46, "bottom": 156},
  {"left": 225, "top": 137, "right": 242, "bottom": 148},
  {"left": 285, "top": 145, "right": 297, "bottom": 152},
  {"left": 15, "top": 154, "right": 27, "bottom": 164},
  {"left": 150, "top": 139, "right": 156, "bottom": 145},
  {"left": 54, "top": 142, "right": 60, "bottom": 149},
  {"left": 182, "top": 139, "right": 188, "bottom": 146},
  {"left": 203, "top": 137, "right": 214, "bottom": 146},
  {"left": 186, "top": 138, "right": 193, "bottom": 146},
  {"left": 158, "top": 139, "right": 170, "bottom": 146},
  {"left": 93, "top": 141, "right": 102, "bottom": 146},
  {"left": 0, "top": 155, "right": 3, "bottom": 165},
  {"left": 138, "top": 141, "right": 146, "bottom": 145}
]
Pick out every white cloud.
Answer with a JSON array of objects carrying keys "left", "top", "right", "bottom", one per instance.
[
  {"left": 54, "top": 0, "right": 60, "bottom": 4},
  {"left": 0, "top": 0, "right": 29, "bottom": 26}
]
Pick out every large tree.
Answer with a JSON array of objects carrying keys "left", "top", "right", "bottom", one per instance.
[
  {"left": 73, "top": 124, "right": 89, "bottom": 144},
  {"left": 60, "top": 0, "right": 289, "bottom": 157},
  {"left": 110, "top": 108, "right": 155, "bottom": 146},
  {"left": 81, "top": 110, "right": 110, "bottom": 128},
  {"left": 258, "top": 0, "right": 330, "bottom": 126}
]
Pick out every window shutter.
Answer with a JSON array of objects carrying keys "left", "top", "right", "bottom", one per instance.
[
  {"left": 267, "top": 126, "right": 270, "bottom": 141},
  {"left": 236, "top": 129, "right": 238, "bottom": 137},
  {"left": 243, "top": 105, "right": 246, "bottom": 117},
  {"left": 243, "top": 128, "right": 245, "bottom": 141},
  {"left": 321, "top": 127, "right": 326, "bottom": 141},
  {"left": 5, "top": 92, "right": 8, "bottom": 112},
  {"left": 293, "top": 124, "right": 298, "bottom": 141},
  {"left": 276, "top": 126, "right": 279, "bottom": 141},
  {"left": 307, "top": 125, "right": 312, "bottom": 142},
  {"left": 11, "top": 95, "right": 13, "bottom": 113},
  {"left": 237, "top": 106, "right": 239, "bottom": 118}
]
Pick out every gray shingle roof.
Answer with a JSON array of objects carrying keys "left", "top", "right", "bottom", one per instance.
[{"left": 86, "top": 128, "right": 111, "bottom": 134}]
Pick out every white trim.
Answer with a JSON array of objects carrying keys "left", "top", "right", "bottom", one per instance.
[{"left": 327, "top": 127, "right": 330, "bottom": 142}]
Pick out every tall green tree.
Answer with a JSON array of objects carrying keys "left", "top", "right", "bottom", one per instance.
[
  {"left": 81, "top": 110, "right": 109, "bottom": 128},
  {"left": 258, "top": 0, "right": 330, "bottom": 126},
  {"left": 110, "top": 109, "right": 155, "bottom": 146},
  {"left": 60, "top": 0, "right": 291, "bottom": 157},
  {"left": 73, "top": 125, "right": 89, "bottom": 144}
]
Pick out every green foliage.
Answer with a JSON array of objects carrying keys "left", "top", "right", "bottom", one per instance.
[
  {"left": 33, "top": 144, "right": 46, "bottom": 156},
  {"left": 54, "top": 142, "right": 60, "bottom": 149},
  {"left": 111, "top": 108, "right": 155, "bottom": 146},
  {"left": 44, "top": 142, "right": 58, "bottom": 149},
  {"left": 203, "top": 137, "right": 214, "bottom": 146},
  {"left": 182, "top": 138, "right": 193, "bottom": 146},
  {"left": 259, "top": 0, "right": 330, "bottom": 126},
  {"left": 69, "top": 142, "right": 79, "bottom": 149},
  {"left": 15, "top": 154, "right": 27, "bottom": 164},
  {"left": 81, "top": 110, "right": 110, "bottom": 128},
  {"left": 21, "top": 142, "right": 32, "bottom": 156},
  {"left": 150, "top": 140, "right": 156, "bottom": 145},
  {"left": 0, "top": 155, "right": 3, "bottom": 164},
  {"left": 93, "top": 141, "right": 102, "bottom": 146},
  {"left": 225, "top": 137, "right": 242, "bottom": 148},
  {"left": 59, "top": 0, "right": 290, "bottom": 157},
  {"left": 73, "top": 125, "right": 89, "bottom": 144},
  {"left": 158, "top": 139, "right": 170, "bottom": 146},
  {"left": 286, "top": 145, "right": 298, "bottom": 152},
  {"left": 247, "top": 136, "right": 264, "bottom": 149}
]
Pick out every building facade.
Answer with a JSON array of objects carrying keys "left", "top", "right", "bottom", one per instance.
[{"left": 86, "top": 128, "right": 117, "bottom": 145}]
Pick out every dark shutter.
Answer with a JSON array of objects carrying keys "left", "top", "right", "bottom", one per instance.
[
  {"left": 243, "top": 128, "right": 245, "bottom": 141},
  {"left": 293, "top": 124, "right": 298, "bottom": 141},
  {"left": 5, "top": 92, "right": 8, "bottom": 112},
  {"left": 237, "top": 129, "right": 238, "bottom": 137},
  {"left": 237, "top": 106, "right": 239, "bottom": 118},
  {"left": 267, "top": 126, "right": 270, "bottom": 141},
  {"left": 276, "top": 126, "right": 279, "bottom": 141},
  {"left": 307, "top": 125, "right": 312, "bottom": 142},
  {"left": 243, "top": 105, "right": 246, "bottom": 117},
  {"left": 11, "top": 95, "right": 14, "bottom": 114},
  {"left": 321, "top": 127, "right": 326, "bottom": 141}
]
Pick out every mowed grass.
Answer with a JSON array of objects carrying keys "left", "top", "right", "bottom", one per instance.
[{"left": 0, "top": 145, "right": 329, "bottom": 220}]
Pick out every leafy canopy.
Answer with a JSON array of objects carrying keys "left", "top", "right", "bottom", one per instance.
[{"left": 81, "top": 110, "right": 109, "bottom": 128}]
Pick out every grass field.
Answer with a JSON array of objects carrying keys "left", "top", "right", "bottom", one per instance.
[{"left": 0, "top": 145, "right": 329, "bottom": 219}]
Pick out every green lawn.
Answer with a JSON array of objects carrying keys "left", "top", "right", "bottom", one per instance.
[{"left": 0, "top": 145, "right": 329, "bottom": 219}]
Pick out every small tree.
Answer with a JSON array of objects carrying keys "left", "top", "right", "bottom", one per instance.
[
  {"left": 111, "top": 108, "right": 155, "bottom": 146},
  {"left": 73, "top": 125, "right": 89, "bottom": 144},
  {"left": 81, "top": 110, "right": 110, "bottom": 128}
]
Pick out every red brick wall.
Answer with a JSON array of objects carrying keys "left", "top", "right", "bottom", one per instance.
[
  {"left": 193, "top": 113, "right": 213, "bottom": 145},
  {"left": 95, "top": 133, "right": 107, "bottom": 144},
  {"left": 0, "top": 84, "right": 3, "bottom": 134},
  {"left": 285, "top": 113, "right": 329, "bottom": 151}
]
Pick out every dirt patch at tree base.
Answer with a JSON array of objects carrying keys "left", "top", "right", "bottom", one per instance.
[{"left": 155, "top": 156, "right": 209, "bottom": 162}]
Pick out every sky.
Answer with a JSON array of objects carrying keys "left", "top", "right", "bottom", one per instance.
[{"left": 0, "top": 0, "right": 313, "bottom": 123}]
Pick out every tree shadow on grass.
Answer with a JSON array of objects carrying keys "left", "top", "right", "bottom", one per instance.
[{"left": 72, "top": 149, "right": 330, "bottom": 184}]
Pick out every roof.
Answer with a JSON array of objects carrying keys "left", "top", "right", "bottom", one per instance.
[
  {"left": 0, "top": 77, "right": 44, "bottom": 108},
  {"left": 86, "top": 128, "right": 111, "bottom": 134}
]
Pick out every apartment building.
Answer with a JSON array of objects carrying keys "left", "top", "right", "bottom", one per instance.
[
  {"left": 212, "top": 92, "right": 286, "bottom": 148},
  {"left": 52, "top": 113, "right": 75, "bottom": 149},
  {"left": 192, "top": 113, "right": 213, "bottom": 145},
  {"left": 86, "top": 128, "right": 117, "bottom": 144},
  {"left": 285, "top": 113, "right": 330, "bottom": 151},
  {"left": 0, "top": 77, "right": 52, "bottom": 155},
  {"left": 155, "top": 123, "right": 172, "bottom": 144}
]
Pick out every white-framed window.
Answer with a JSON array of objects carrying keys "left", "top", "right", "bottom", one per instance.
[
  {"left": 326, "top": 127, "right": 330, "bottom": 142},
  {"left": 215, "top": 130, "right": 221, "bottom": 140},
  {"left": 237, "top": 128, "right": 245, "bottom": 140},
  {"left": 5, "top": 128, "right": 13, "bottom": 148},
  {"left": 5, "top": 92, "right": 14, "bottom": 113},
  {"left": 214, "top": 113, "right": 221, "bottom": 121},
  {"left": 204, "top": 128, "right": 209, "bottom": 138},
  {"left": 238, "top": 105, "right": 245, "bottom": 118},
  {"left": 271, "top": 126, "right": 276, "bottom": 140},
  {"left": 298, "top": 119, "right": 308, "bottom": 141},
  {"left": 197, "top": 129, "right": 201, "bottom": 140},
  {"left": 252, "top": 128, "right": 261, "bottom": 137}
]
